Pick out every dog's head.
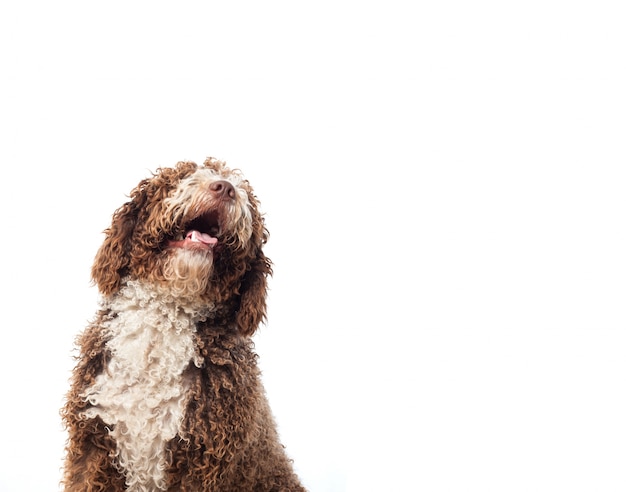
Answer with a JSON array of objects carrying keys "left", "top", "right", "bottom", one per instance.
[{"left": 91, "top": 158, "right": 271, "bottom": 336}]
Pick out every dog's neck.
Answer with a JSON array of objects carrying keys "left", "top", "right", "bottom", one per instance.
[{"left": 105, "top": 277, "right": 217, "bottom": 317}]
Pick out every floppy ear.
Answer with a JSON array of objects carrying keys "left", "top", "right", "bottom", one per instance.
[
  {"left": 91, "top": 175, "right": 155, "bottom": 296},
  {"left": 236, "top": 249, "right": 272, "bottom": 337},
  {"left": 91, "top": 199, "right": 141, "bottom": 296}
]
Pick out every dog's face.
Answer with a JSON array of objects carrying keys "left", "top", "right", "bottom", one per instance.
[{"left": 91, "top": 158, "right": 271, "bottom": 335}]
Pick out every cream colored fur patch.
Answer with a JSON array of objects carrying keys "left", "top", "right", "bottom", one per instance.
[{"left": 83, "top": 281, "right": 208, "bottom": 491}]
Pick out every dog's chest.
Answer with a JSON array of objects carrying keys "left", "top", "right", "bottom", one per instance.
[{"left": 83, "top": 283, "right": 206, "bottom": 491}]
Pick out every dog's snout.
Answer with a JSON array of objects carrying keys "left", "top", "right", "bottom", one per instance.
[{"left": 209, "top": 180, "right": 236, "bottom": 200}]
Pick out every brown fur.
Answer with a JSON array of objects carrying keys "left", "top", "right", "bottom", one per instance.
[{"left": 62, "top": 158, "right": 305, "bottom": 491}]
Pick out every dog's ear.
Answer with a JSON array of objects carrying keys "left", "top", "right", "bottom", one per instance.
[
  {"left": 236, "top": 248, "right": 272, "bottom": 337},
  {"left": 91, "top": 180, "right": 151, "bottom": 296}
]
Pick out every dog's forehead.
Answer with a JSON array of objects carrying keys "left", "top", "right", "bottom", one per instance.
[
  {"left": 163, "top": 166, "right": 253, "bottom": 212},
  {"left": 183, "top": 166, "right": 248, "bottom": 188}
]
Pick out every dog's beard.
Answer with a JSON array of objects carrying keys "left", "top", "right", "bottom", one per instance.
[{"left": 160, "top": 248, "right": 214, "bottom": 299}]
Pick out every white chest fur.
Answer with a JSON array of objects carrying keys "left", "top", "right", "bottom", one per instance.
[{"left": 83, "top": 281, "right": 207, "bottom": 491}]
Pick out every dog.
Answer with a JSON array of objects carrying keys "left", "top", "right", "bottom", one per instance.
[{"left": 62, "top": 158, "right": 305, "bottom": 491}]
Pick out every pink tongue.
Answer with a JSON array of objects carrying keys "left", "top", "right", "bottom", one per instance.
[{"left": 186, "top": 230, "right": 218, "bottom": 245}]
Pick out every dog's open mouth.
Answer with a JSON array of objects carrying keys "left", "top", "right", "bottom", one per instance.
[{"left": 167, "top": 210, "right": 221, "bottom": 251}]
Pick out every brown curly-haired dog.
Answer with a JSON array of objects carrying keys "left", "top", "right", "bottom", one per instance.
[{"left": 62, "top": 158, "right": 305, "bottom": 491}]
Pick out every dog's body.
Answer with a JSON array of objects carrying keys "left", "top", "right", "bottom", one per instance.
[{"left": 62, "top": 159, "right": 305, "bottom": 491}]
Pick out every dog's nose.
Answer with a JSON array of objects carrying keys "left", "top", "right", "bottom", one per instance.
[{"left": 209, "top": 180, "right": 236, "bottom": 200}]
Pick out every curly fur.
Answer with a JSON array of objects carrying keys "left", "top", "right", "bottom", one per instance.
[{"left": 62, "top": 158, "right": 305, "bottom": 491}]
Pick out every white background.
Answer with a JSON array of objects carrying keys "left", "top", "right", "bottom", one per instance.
[{"left": 1, "top": 1, "right": 625, "bottom": 491}]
